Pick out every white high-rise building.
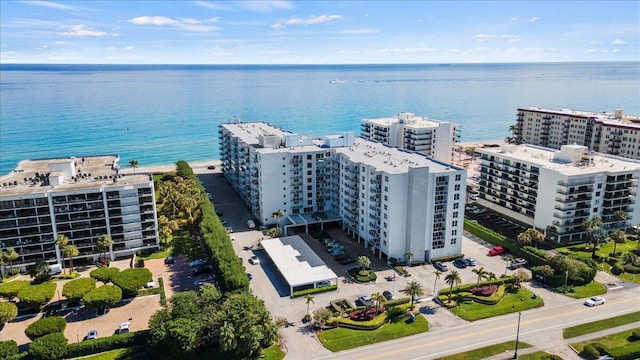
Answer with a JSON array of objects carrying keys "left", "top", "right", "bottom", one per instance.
[
  {"left": 219, "top": 121, "right": 466, "bottom": 262},
  {"left": 361, "top": 112, "right": 460, "bottom": 163},
  {"left": 515, "top": 107, "right": 640, "bottom": 160},
  {"left": 0, "top": 155, "right": 159, "bottom": 270},
  {"left": 476, "top": 144, "right": 640, "bottom": 243}
]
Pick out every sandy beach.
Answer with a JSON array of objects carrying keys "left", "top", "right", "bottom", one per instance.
[{"left": 118, "top": 159, "right": 222, "bottom": 175}]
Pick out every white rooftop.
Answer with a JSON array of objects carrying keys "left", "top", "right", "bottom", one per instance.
[
  {"left": 363, "top": 112, "right": 447, "bottom": 128},
  {"left": 520, "top": 107, "right": 640, "bottom": 127},
  {"left": 260, "top": 235, "right": 337, "bottom": 287},
  {"left": 333, "top": 137, "right": 460, "bottom": 174},
  {"left": 478, "top": 144, "right": 640, "bottom": 175},
  {"left": 220, "top": 122, "right": 326, "bottom": 155}
]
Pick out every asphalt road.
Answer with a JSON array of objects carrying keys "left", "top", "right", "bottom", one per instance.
[{"left": 314, "top": 288, "right": 640, "bottom": 360}]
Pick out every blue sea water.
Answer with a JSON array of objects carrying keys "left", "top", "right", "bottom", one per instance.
[{"left": 1, "top": 62, "right": 639, "bottom": 175}]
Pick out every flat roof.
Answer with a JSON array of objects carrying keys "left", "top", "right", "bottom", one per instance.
[
  {"left": 363, "top": 114, "right": 451, "bottom": 128},
  {"left": 477, "top": 144, "right": 640, "bottom": 175},
  {"left": 332, "top": 137, "right": 461, "bottom": 174},
  {"left": 220, "top": 121, "right": 326, "bottom": 155},
  {"left": 0, "top": 155, "right": 152, "bottom": 196},
  {"left": 260, "top": 235, "right": 337, "bottom": 287},
  {"left": 520, "top": 107, "right": 640, "bottom": 127}
]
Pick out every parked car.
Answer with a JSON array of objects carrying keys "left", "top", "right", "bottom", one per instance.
[
  {"left": 508, "top": 257, "right": 528, "bottom": 269},
  {"left": 433, "top": 261, "right": 449, "bottom": 272},
  {"left": 317, "top": 280, "right": 331, "bottom": 288},
  {"left": 340, "top": 257, "right": 356, "bottom": 265},
  {"left": 383, "top": 290, "right": 394, "bottom": 301},
  {"left": 453, "top": 258, "right": 467, "bottom": 268},
  {"left": 334, "top": 253, "right": 349, "bottom": 261},
  {"left": 194, "top": 278, "right": 217, "bottom": 286},
  {"left": 226, "top": 226, "right": 234, "bottom": 233},
  {"left": 145, "top": 280, "right": 155, "bottom": 288},
  {"left": 86, "top": 330, "right": 98, "bottom": 340},
  {"left": 462, "top": 258, "right": 477, "bottom": 266},
  {"left": 193, "top": 266, "right": 213, "bottom": 276},
  {"left": 247, "top": 219, "right": 256, "bottom": 229},
  {"left": 207, "top": 165, "right": 216, "bottom": 170},
  {"left": 164, "top": 256, "right": 175, "bottom": 265},
  {"left": 584, "top": 296, "right": 606, "bottom": 307},
  {"left": 189, "top": 259, "right": 208, "bottom": 268},
  {"left": 118, "top": 322, "right": 130, "bottom": 334},
  {"left": 249, "top": 255, "right": 260, "bottom": 265},
  {"left": 358, "top": 294, "right": 373, "bottom": 307},
  {"left": 488, "top": 246, "right": 505, "bottom": 256}
]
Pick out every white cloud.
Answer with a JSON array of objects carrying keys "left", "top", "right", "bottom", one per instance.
[
  {"left": 587, "top": 48, "right": 608, "bottom": 53},
  {"left": 130, "top": 16, "right": 219, "bottom": 32},
  {"left": 125, "top": 46, "right": 134, "bottom": 51},
  {"left": 510, "top": 17, "right": 519, "bottom": 22},
  {"left": 61, "top": 24, "right": 108, "bottom": 37},
  {"left": 612, "top": 49, "right": 620, "bottom": 53},
  {"left": 474, "top": 34, "right": 496, "bottom": 42},
  {"left": 206, "top": 17, "right": 220, "bottom": 23},
  {"left": 339, "top": 28, "right": 379, "bottom": 35},
  {"left": 262, "top": 50, "right": 289, "bottom": 55},
  {"left": 589, "top": 40, "right": 603, "bottom": 45},
  {"left": 21, "top": 1, "right": 74, "bottom": 10},
  {"left": 500, "top": 34, "right": 522, "bottom": 42},
  {"left": 236, "top": 1, "right": 294, "bottom": 12},
  {"left": 529, "top": 17, "right": 539, "bottom": 22},
  {"left": 475, "top": 34, "right": 521, "bottom": 42},
  {"left": 271, "top": 23, "right": 284, "bottom": 29},
  {"left": 379, "top": 47, "right": 438, "bottom": 53},
  {"left": 611, "top": 39, "right": 627, "bottom": 45},
  {"left": 194, "top": 1, "right": 232, "bottom": 11},
  {"left": 274, "top": 14, "right": 341, "bottom": 28}
]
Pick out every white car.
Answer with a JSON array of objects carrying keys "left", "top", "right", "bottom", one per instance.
[
  {"left": 118, "top": 322, "right": 130, "bottom": 334},
  {"left": 249, "top": 255, "right": 260, "bottom": 265},
  {"left": 584, "top": 296, "right": 606, "bottom": 307},
  {"left": 226, "top": 226, "right": 234, "bottom": 233}
]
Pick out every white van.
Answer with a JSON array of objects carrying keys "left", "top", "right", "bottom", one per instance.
[
  {"left": 247, "top": 219, "right": 255, "bottom": 229},
  {"left": 48, "top": 264, "right": 62, "bottom": 276}
]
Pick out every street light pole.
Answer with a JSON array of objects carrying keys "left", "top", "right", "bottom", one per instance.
[{"left": 513, "top": 311, "right": 522, "bottom": 359}]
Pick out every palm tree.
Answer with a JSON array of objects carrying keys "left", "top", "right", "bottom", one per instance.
[
  {"left": 128, "top": 159, "right": 139, "bottom": 174},
  {"left": 358, "top": 255, "right": 371, "bottom": 273},
  {"left": 609, "top": 229, "right": 626, "bottom": 255},
  {"left": 583, "top": 215, "right": 602, "bottom": 247},
  {"left": 472, "top": 266, "right": 488, "bottom": 287},
  {"left": 486, "top": 272, "right": 497, "bottom": 283},
  {"left": 404, "top": 251, "right": 414, "bottom": 268},
  {"left": 400, "top": 280, "right": 424, "bottom": 309},
  {"left": 614, "top": 210, "right": 627, "bottom": 230},
  {"left": 54, "top": 234, "right": 69, "bottom": 272},
  {"left": 372, "top": 292, "right": 386, "bottom": 310},
  {"left": 504, "top": 256, "right": 513, "bottom": 276},
  {"left": 96, "top": 234, "right": 113, "bottom": 259},
  {"left": 622, "top": 252, "right": 637, "bottom": 265},
  {"left": 62, "top": 244, "right": 79, "bottom": 274},
  {"left": 444, "top": 270, "right": 462, "bottom": 303},
  {"left": 272, "top": 209, "right": 284, "bottom": 228},
  {"left": 4, "top": 247, "right": 18, "bottom": 275},
  {"left": 304, "top": 294, "right": 314, "bottom": 316},
  {"left": 433, "top": 270, "right": 442, "bottom": 295},
  {"left": 518, "top": 228, "right": 545, "bottom": 248}
]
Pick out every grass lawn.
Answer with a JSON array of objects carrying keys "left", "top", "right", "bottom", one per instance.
[
  {"left": 571, "top": 328, "right": 640, "bottom": 357},
  {"left": 75, "top": 345, "right": 146, "bottom": 360},
  {"left": 318, "top": 313, "right": 429, "bottom": 352},
  {"left": 556, "top": 240, "right": 640, "bottom": 284},
  {"left": 516, "top": 351, "right": 561, "bottom": 359},
  {"left": 449, "top": 287, "right": 544, "bottom": 321},
  {"left": 560, "top": 281, "right": 607, "bottom": 299},
  {"left": 138, "top": 247, "right": 172, "bottom": 261},
  {"left": 433, "top": 340, "right": 532, "bottom": 360},
  {"left": 261, "top": 344, "right": 286, "bottom": 360},
  {"left": 563, "top": 310, "right": 640, "bottom": 338}
]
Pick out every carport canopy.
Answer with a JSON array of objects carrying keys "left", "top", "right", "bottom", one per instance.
[{"left": 260, "top": 235, "right": 338, "bottom": 296}]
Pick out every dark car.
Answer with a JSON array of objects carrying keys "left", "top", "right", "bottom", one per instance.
[
  {"left": 433, "top": 261, "right": 449, "bottom": 272},
  {"left": 334, "top": 253, "right": 349, "bottom": 261},
  {"left": 164, "top": 256, "right": 175, "bottom": 265},
  {"left": 340, "top": 257, "right": 356, "bottom": 265},
  {"left": 453, "top": 258, "right": 467, "bottom": 268},
  {"left": 193, "top": 266, "right": 213, "bottom": 276},
  {"left": 383, "top": 290, "right": 394, "bottom": 301},
  {"left": 207, "top": 165, "right": 216, "bottom": 170}
]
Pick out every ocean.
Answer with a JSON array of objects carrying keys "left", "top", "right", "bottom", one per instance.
[{"left": 1, "top": 62, "right": 639, "bottom": 175}]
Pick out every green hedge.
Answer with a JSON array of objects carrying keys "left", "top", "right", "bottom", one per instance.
[
  {"left": 158, "top": 277, "right": 166, "bottom": 306},
  {"left": 111, "top": 268, "right": 152, "bottom": 298},
  {"left": 62, "top": 277, "right": 96, "bottom": 301},
  {"left": 430, "top": 254, "right": 464, "bottom": 263},
  {"left": 291, "top": 284, "right": 338, "bottom": 298},
  {"left": 0, "top": 281, "right": 30, "bottom": 300},
  {"left": 28, "top": 332, "right": 67, "bottom": 360},
  {"left": 393, "top": 266, "right": 410, "bottom": 276},
  {"left": 0, "top": 340, "right": 19, "bottom": 360},
  {"left": 438, "top": 276, "right": 516, "bottom": 296},
  {"left": 17, "top": 282, "right": 56, "bottom": 309},
  {"left": 382, "top": 297, "right": 410, "bottom": 307},
  {"left": 66, "top": 330, "right": 150, "bottom": 358},
  {"left": 439, "top": 285, "right": 507, "bottom": 305},
  {"left": 330, "top": 304, "right": 412, "bottom": 330},
  {"left": 90, "top": 267, "right": 120, "bottom": 283},
  {"left": 25, "top": 316, "right": 67, "bottom": 340}
]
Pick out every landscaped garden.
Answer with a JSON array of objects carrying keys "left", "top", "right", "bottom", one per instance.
[{"left": 571, "top": 328, "right": 640, "bottom": 360}]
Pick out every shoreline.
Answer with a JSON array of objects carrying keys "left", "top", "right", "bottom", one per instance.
[{"left": 119, "top": 159, "right": 222, "bottom": 175}]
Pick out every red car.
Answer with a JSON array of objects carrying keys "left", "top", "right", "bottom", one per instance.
[{"left": 488, "top": 246, "right": 505, "bottom": 256}]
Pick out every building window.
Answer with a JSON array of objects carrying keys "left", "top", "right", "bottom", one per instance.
[
  {"left": 452, "top": 220, "right": 458, "bottom": 227},
  {"left": 385, "top": 176, "right": 389, "bottom": 182},
  {"left": 454, "top": 194, "right": 460, "bottom": 200},
  {"left": 384, "top": 186, "right": 388, "bottom": 192},
  {"left": 384, "top": 195, "right": 388, "bottom": 201},
  {"left": 307, "top": 185, "right": 312, "bottom": 190},
  {"left": 452, "top": 229, "right": 457, "bottom": 236},
  {"left": 451, "top": 238, "right": 457, "bottom": 245},
  {"left": 384, "top": 204, "right": 388, "bottom": 210},
  {"left": 455, "top": 174, "right": 461, "bottom": 181},
  {"left": 307, "top": 170, "right": 312, "bottom": 175},
  {"left": 455, "top": 184, "right": 460, "bottom": 191},
  {"left": 308, "top": 192, "right": 312, "bottom": 197},
  {"left": 307, "top": 155, "right": 312, "bottom": 160},
  {"left": 383, "top": 213, "right": 387, "bottom": 219},
  {"left": 307, "top": 163, "right": 312, "bottom": 168},
  {"left": 383, "top": 222, "right": 387, "bottom": 229},
  {"left": 308, "top": 200, "right": 312, "bottom": 205},
  {"left": 453, "top": 211, "right": 459, "bottom": 218},
  {"left": 453, "top": 203, "right": 459, "bottom": 209}
]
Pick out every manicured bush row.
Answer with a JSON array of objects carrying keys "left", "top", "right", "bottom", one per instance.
[
  {"left": 66, "top": 330, "right": 149, "bottom": 358},
  {"left": 62, "top": 277, "right": 96, "bottom": 301},
  {"left": 291, "top": 285, "right": 338, "bottom": 298},
  {"left": 158, "top": 277, "right": 167, "bottom": 306},
  {"left": 111, "top": 268, "right": 152, "bottom": 298},
  {"left": 430, "top": 254, "right": 464, "bottom": 263},
  {"left": 0, "top": 301, "right": 18, "bottom": 324},
  {"left": 17, "top": 281, "right": 56, "bottom": 309},
  {"left": 608, "top": 343, "right": 640, "bottom": 360},
  {"left": 330, "top": 304, "right": 412, "bottom": 330},
  {"left": 438, "top": 276, "right": 516, "bottom": 296},
  {"left": 90, "top": 267, "right": 121, "bottom": 283},
  {"left": 25, "top": 316, "right": 67, "bottom": 340},
  {"left": 28, "top": 332, "right": 68, "bottom": 360},
  {"left": 410, "top": 261, "right": 427, "bottom": 266},
  {"left": 623, "top": 264, "right": 640, "bottom": 274},
  {"left": 0, "top": 280, "right": 30, "bottom": 300},
  {"left": 451, "top": 285, "right": 507, "bottom": 305},
  {"left": 0, "top": 340, "right": 19, "bottom": 359},
  {"left": 382, "top": 297, "right": 410, "bottom": 307},
  {"left": 393, "top": 266, "right": 410, "bottom": 276}
]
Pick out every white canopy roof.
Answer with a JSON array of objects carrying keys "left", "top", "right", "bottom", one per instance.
[{"left": 260, "top": 235, "right": 338, "bottom": 287}]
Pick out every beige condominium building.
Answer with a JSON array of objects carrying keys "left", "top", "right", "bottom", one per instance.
[
  {"left": 515, "top": 107, "right": 640, "bottom": 160},
  {"left": 476, "top": 144, "right": 640, "bottom": 244},
  {"left": 219, "top": 120, "right": 466, "bottom": 262},
  {"left": 361, "top": 112, "right": 460, "bottom": 164},
  {"left": 0, "top": 155, "right": 159, "bottom": 271}
]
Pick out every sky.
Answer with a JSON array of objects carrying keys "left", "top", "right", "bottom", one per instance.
[{"left": 1, "top": 0, "right": 639, "bottom": 64}]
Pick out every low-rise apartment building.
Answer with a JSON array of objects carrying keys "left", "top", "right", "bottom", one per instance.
[
  {"left": 361, "top": 112, "right": 460, "bottom": 163},
  {"left": 515, "top": 107, "right": 640, "bottom": 160},
  {"left": 219, "top": 121, "right": 466, "bottom": 262},
  {"left": 0, "top": 155, "right": 159, "bottom": 270},
  {"left": 476, "top": 144, "right": 640, "bottom": 243}
]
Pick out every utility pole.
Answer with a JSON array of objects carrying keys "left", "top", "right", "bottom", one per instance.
[{"left": 513, "top": 311, "right": 522, "bottom": 359}]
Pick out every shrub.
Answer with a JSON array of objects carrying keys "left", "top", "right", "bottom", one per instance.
[
  {"left": 57, "top": 270, "right": 79, "bottom": 279},
  {"left": 28, "top": 332, "right": 68, "bottom": 360},
  {"left": 25, "top": 316, "right": 67, "bottom": 340},
  {"left": 582, "top": 344, "right": 601, "bottom": 360},
  {"left": 111, "top": 268, "right": 152, "bottom": 297},
  {"left": 0, "top": 340, "right": 19, "bottom": 359},
  {"left": 82, "top": 285, "right": 122, "bottom": 310},
  {"left": 331, "top": 303, "right": 412, "bottom": 330},
  {"left": 393, "top": 266, "right": 410, "bottom": 276},
  {"left": 90, "top": 267, "right": 120, "bottom": 283},
  {"left": 611, "top": 263, "right": 624, "bottom": 275},
  {"left": 623, "top": 264, "right": 640, "bottom": 274},
  {"left": 0, "top": 301, "right": 18, "bottom": 324},
  {"left": 430, "top": 254, "right": 464, "bottom": 263},
  {"left": 382, "top": 297, "right": 411, "bottom": 307},
  {"left": 632, "top": 329, "right": 640, "bottom": 341},
  {"left": 62, "top": 277, "right": 96, "bottom": 301},
  {"left": 17, "top": 282, "right": 56, "bottom": 309},
  {"left": 291, "top": 285, "right": 337, "bottom": 298},
  {"left": 66, "top": 330, "right": 149, "bottom": 358},
  {"left": 410, "top": 261, "right": 426, "bottom": 266},
  {"left": 0, "top": 280, "right": 30, "bottom": 300},
  {"left": 438, "top": 276, "right": 516, "bottom": 295}
]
